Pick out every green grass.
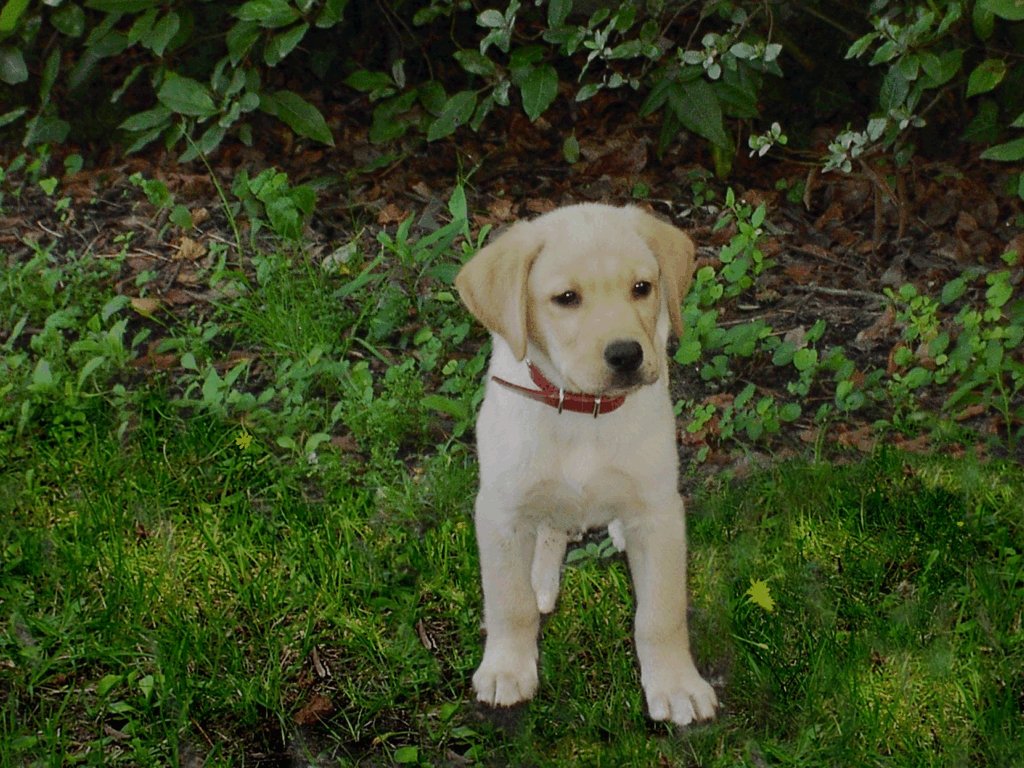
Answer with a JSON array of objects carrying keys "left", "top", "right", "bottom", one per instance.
[
  {"left": 4, "top": 409, "right": 1022, "bottom": 764},
  {"left": 2, "top": 178, "right": 1023, "bottom": 765}
]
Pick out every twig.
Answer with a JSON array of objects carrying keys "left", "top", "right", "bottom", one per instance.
[{"left": 791, "top": 284, "right": 888, "bottom": 305}]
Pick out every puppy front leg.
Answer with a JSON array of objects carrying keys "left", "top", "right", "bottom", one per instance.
[
  {"left": 473, "top": 494, "right": 541, "bottom": 707},
  {"left": 531, "top": 523, "right": 567, "bottom": 614},
  {"left": 624, "top": 499, "right": 717, "bottom": 726}
]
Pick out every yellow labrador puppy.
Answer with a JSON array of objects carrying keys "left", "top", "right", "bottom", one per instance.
[{"left": 455, "top": 203, "right": 717, "bottom": 726}]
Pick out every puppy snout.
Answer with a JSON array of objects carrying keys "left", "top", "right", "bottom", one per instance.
[{"left": 604, "top": 340, "right": 644, "bottom": 374}]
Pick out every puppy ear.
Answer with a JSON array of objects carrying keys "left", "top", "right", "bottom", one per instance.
[
  {"left": 631, "top": 209, "right": 696, "bottom": 338},
  {"left": 455, "top": 221, "right": 543, "bottom": 361}
]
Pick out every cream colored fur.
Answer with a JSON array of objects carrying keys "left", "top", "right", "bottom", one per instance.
[{"left": 455, "top": 203, "right": 717, "bottom": 726}]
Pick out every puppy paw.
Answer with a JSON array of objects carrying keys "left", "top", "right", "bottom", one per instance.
[
  {"left": 534, "top": 585, "right": 559, "bottom": 615},
  {"left": 473, "top": 651, "right": 538, "bottom": 707},
  {"left": 641, "top": 655, "right": 718, "bottom": 726}
]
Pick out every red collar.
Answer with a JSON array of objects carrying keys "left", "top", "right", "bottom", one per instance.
[{"left": 491, "top": 361, "right": 627, "bottom": 418}]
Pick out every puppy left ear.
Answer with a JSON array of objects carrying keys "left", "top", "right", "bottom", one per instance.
[
  {"left": 455, "top": 220, "right": 543, "bottom": 361},
  {"left": 631, "top": 208, "right": 696, "bottom": 338}
]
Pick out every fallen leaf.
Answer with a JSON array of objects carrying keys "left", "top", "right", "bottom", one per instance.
[
  {"left": 377, "top": 203, "right": 408, "bottom": 225},
  {"left": 525, "top": 198, "right": 557, "bottom": 214},
  {"left": 837, "top": 425, "right": 876, "bottom": 452},
  {"left": 783, "top": 264, "right": 815, "bottom": 285},
  {"left": 745, "top": 578, "right": 776, "bottom": 613},
  {"left": 855, "top": 305, "right": 896, "bottom": 347},
  {"left": 892, "top": 434, "right": 931, "bottom": 454},
  {"left": 954, "top": 404, "right": 987, "bottom": 422},
  {"left": 487, "top": 198, "right": 515, "bottom": 222},
  {"left": 293, "top": 694, "right": 333, "bottom": 726},
  {"left": 130, "top": 296, "right": 161, "bottom": 316},
  {"left": 175, "top": 236, "right": 206, "bottom": 262}
]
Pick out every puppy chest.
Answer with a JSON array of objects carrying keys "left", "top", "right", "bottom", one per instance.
[{"left": 519, "top": 448, "right": 641, "bottom": 526}]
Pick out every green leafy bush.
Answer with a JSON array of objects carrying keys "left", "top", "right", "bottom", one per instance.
[
  {"left": 2, "top": 0, "right": 1021, "bottom": 177},
  {"left": 826, "top": 0, "right": 1024, "bottom": 197},
  {"left": 675, "top": 187, "right": 1023, "bottom": 455},
  {"left": 0, "top": 0, "right": 789, "bottom": 167}
]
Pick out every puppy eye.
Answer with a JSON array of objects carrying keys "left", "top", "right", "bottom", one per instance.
[
  {"left": 632, "top": 281, "right": 653, "bottom": 299},
  {"left": 552, "top": 290, "right": 581, "bottom": 308}
]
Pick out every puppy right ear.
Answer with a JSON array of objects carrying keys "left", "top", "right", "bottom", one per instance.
[{"left": 455, "top": 221, "right": 543, "bottom": 361}]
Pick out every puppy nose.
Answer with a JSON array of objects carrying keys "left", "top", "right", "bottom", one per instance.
[{"left": 604, "top": 340, "right": 644, "bottom": 374}]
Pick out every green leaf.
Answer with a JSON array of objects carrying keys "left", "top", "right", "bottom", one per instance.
[
  {"left": 963, "top": 99, "right": 999, "bottom": 144},
  {"left": 973, "top": 2, "right": 996, "bottom": 38},
  {"left": 477, "top": 9, "right": 506, "bottom": 27},
  {"left": 344, "top": 70, "right": 394, "bottom": 94},
  {"left": 264, "top": 22, "right": 309, "bottom": 66},
  {"left": 170, "top": 204, "right": 193, "bottom": 229},
  {"left": 31, "top": 358, "right": 54, "bottom": 389},
  {"left": 236, "top": 0, "right": 300, "bottom": 28},
  {"left": 0, "top": 106, "right": 27, "bottom": 128},
  {"left": 879, "top": 68, "right": 909, "bottom": 111},
  {"left": 903, "top": 366, "right": 932, "bottom": 389},
  {"left": 771, "top": 340, "right": 796, "bottom": 366},
  {"left": 146, "top": 12, "right": 180, "bottom": 56},
  {"left": 674, "top": 338, "right": 702, "bottom": 365},
  {"left": 24, "top": 115, "right": 69, "bottom": 145},
  {"left": 548, "top": 0, "right": 572, "bottom": 27},
  {"left": 793, "top": 347, "right": 818, "bottom": 372},
  {"left": 394, "top": 746, "right": 419, "bottom": 764},
  {"left": 669, "top": 79, "right": 729, "bottom": 149},
  {"left": 941, "top": 276, "right": 968, "bottom": 305},
  {"left": 981, "top": 137, "right": 1024, "bottom": 162},
  {"left": 845, "top": 32, "right": 877, "bottom": 59},
  {"left": 125, "top": 126, "right": 165, "bottom": 153},
  {"left": 422, "top": 394, "right": 469, "bottom": 421},
  {"left": 158, "top": 74, "right": 217, "bottom": 117},
  {"left": 316, "top": 0, "right": 347, "bottom": 28},
  {"left": 0, "top": 0, "right": 29, "bottom": 32},
  {"left": 96, "top": 674, "right": 123, "bottom": 697},
  {"left": 51, "top": 3, "right": 86, "bottom": 37},
  {"left": 78, "top": 356, "right": 107, "bottom": 387},
  {"left": 226, "top": 20, "right": 261, "bottom": 65},
  {"left": 966, "top": 58, "right": 1007, "bottom": 97},
  {"left": 0, "top": 45, "right": 27, "bottom": 85},
  {"left": 919, "top": 49, "right": 962, "bottom": 88},
  {"left": 454, "top": 49, "right": 496, "bottom": 77},
  {"left": 575, "top": 82, "right": 602, "bottom": 102},
  {"left": 779, "top": 402, "right": 801, "bottom": 422},
  {"left": 427, "top": 90, "right": 477, "bottom": 141},
  {"left": 120, "top": 105, "right": 172, "bottom": 132},
  {"left": 563, "top": 134, "right": 580, "bottom": 163},
  {"left": 519, "top": 64, "right": 558, "bottom": 121},
  {"left": 128, "top": 7, "right": 156, "bottom": 44},
  {"left": 39, "top": 46, "right": 59, "bottom": 102},
  {"left": 980, "top": 0, "right": 1024, "bottom": 20},
  {"left": 260, "top": 89, "right": 334, "bottom": 145},
  {"left": 986, "top": 278, "right": 1013, "bottom": 308}
]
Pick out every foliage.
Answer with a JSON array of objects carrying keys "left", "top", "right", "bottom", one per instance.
[
  {"left": 1, "top": 0, "right": 1022, "bottom": 180},
  {"left": 0, "top": 172, "right": 485, "bottom": 463},
  {"left": 884, "top": 250, "right": 1024, "bottom": 442},
  {"left": 827, "top": 0, "right": 1024, "bottom": 198},
  {"left": 674, "top": 183, "right": 1023, "bottom": 455}
]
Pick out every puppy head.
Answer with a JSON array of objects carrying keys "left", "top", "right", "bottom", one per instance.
[{"left": 455, "top": 204, "right": 695, "bottom": 395}]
